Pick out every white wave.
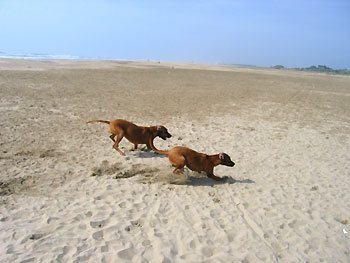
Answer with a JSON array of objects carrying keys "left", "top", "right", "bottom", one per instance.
[{"left": 0, "top": 52, "right": 104, "bottom": 61}]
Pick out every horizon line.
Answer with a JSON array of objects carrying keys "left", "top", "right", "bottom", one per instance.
[{"left": 0, "top": 51, "right": 349, "bottom": 71}]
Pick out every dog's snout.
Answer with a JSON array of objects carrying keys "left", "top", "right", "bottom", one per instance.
[{"left": 230, "top": 162, "right": 235, "bottom": 167}]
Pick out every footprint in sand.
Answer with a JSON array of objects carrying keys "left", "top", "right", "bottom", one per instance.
[
  {"left": 90, "top": 219, "right": 108, "bottom": 228},
  {"left": 101, "top": 243, "right": 109, "bottom": 253},
  {"left": 56, "top": 246, "right": 74, "bottom": 263},
  {"left": 125, "top": 221, "right": 143, "bottom": 232},
  {"left": 117, "top": 247, "right": 136, "bottom": 261},
  {"left": 29, "top": 233, "right": 45, "bottom": 240},
  {"left": 213, "top": 198, "right": 221, "bottom": 203},
  {"left": 92, "top": 230, "right": 104, "bottom": 241},
  {"left": 85, "top": 211, "right": 93, "bottom": 217}
]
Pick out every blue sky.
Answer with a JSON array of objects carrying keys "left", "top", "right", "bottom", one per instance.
[{"left": 0, "top": 0, "right": 349, "bottom": 68}]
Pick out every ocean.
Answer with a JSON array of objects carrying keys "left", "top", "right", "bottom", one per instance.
[{"left": 0, "top": 51, "right": 105, "bottom": 61}]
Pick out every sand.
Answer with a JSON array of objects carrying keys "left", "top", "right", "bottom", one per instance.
[{"left": 0, "top": 58, "right": 349, "bottom": 262}]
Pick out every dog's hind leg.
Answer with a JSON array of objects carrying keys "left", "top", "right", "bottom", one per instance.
[
  {"left": 112, "top": 133, "right": 125, "bottom": 156},
  {"left": 173, "top": 167, "right": 186, "bottom": 177},
  {"left": 170, "top": 155, "right": 186, "bottom": 176},
  {"left": 109, "top": 134, "right": 116, "bottom": 142}
]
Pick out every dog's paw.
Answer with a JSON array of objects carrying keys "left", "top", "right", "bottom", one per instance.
[{"left": 222, "top": 176, "right": 229, "bottom": 182}]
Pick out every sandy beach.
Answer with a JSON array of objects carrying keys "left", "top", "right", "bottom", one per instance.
[{"left": 0, "top": 58, "right": 349, "bottom": 262}]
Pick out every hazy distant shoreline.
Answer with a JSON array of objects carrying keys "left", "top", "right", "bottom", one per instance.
[{"left": 1, "top": 51, "right": 349, "bottom": 73}]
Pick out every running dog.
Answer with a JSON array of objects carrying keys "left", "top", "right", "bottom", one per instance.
[
  {"left": 87, "top": 119, "right": 172, "bottom": 155},
  {"left": 150, "top": 139, "right": 235, "bottom": 181}
]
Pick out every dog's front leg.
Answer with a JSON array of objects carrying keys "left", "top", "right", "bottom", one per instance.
[{"left": 207, "top": 173, "right": 227, "bottom": 181}]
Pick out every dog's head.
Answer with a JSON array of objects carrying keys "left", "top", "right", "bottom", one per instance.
[
  {"left": 219, "top": 153, "right": 235, "bottom": 167},
  {"left": 156, "top": 126, "right": 172, "bottom": 140}
]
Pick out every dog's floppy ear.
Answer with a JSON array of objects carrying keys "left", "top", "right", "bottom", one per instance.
[
  {"left": 156, "top": 126, "right": 162, "bottom": 131},
  {"left": 219, "top": 153, "right": 225, "bottom": 160}
]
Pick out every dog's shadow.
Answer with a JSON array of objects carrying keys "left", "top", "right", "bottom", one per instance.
[
  {"left": 132, "top": 149, "right": 168, "bottom": 159},
  {"left": 187, "top": 177, "right": 255, "bottom": 186}
]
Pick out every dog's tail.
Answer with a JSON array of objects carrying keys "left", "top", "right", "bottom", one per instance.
[
  {"left": 86, "top": 120, "right": 110, "bottom": 125},
  {"left": 152, "top": 148, "right": 169, "bottom": 155},
  {"left": 149, "top": 137, "right": 169, "bottom": 155}
]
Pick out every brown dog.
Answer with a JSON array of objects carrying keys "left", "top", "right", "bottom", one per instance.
[
  {"left": 87, "top": 119, "right": 172, "bottom": 155},
  {"left": 150, "top": 138, "right": 235, "bottom": 181}
]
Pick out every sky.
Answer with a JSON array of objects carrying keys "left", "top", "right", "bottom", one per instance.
[{"left": 0, "top": 0, "right": 349, "bottom": 68}]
